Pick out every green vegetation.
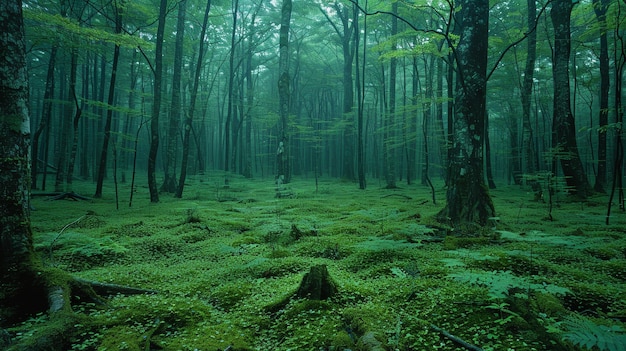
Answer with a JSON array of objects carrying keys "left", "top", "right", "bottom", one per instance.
[{"left": 14, "top": 174, "right": 626, "bottom": 350}]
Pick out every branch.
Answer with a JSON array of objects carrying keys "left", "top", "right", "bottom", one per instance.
[
  {"left": 431, "top": 324, "right": 485, "bottom": 351},
  {"left": 486, "top": 0, "right": 554, "bottom": 81}
]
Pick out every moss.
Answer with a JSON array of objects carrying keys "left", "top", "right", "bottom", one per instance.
[{"left": 443, "top": 236, "right": 490, "bottom": 250}]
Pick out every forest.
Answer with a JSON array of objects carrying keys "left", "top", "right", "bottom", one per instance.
[{"left": 0, "top": 0, "right": 625, "bottom": 350}]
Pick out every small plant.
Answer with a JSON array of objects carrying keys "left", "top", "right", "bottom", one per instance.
[
  {"left": 557, "top": 314, "right": 626, "bottom": 351},
  {"left": 185, "top": 208, "right": 201, "bottom": 223}
]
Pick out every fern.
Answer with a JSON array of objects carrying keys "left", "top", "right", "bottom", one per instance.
[
  {"left": 561, "top": 315, "right": 626, "bottom": 351},
  {"left": 449, "top": 270, "right": 570, "bottom": 299}
]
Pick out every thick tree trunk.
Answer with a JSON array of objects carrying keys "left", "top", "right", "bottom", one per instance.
[
  {"left": 550, "top": 0, "right": 591, "bottom": 197},
  {"left": 0, "top": 0, "right": 50, "bottom": 325},
  {"left": 438, "top": 0, "right": 495, "bottom": 226}
]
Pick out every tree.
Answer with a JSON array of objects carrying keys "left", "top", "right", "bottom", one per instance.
[
  {"left": 178, "top": 0, "right": 212, "bottom": 198},
  {"left": 162, "top": 0, "right": 187, "bottom": 194},
  {"left": 438, "top": 0, "right": 495, "bottom": 226},
  {"left": 321, "top": 2, "right": 356, "bottom": 181},
  {"left": 383, "top": 1, "right": 398, "bottom": 189},
  {"left": 0, "top": 0, "right": 43, "bottom": 324},
  {"left": 550, "top": 0, "right": 591, "bottom": 197},
  {"left": 593, "top": 0, "right": 609, "bottom": 193},
  {"left": 277, "top": 0, "right": 292, "bottom": 183},
  {"left": 95, "top": 0, "right": 123, "bottom": 198},
  {"left": 148, "top": 0, "right": 168, "bottom": 203},
  {"left": 520, "top": 0, "right": 538, "bottom": 181}
]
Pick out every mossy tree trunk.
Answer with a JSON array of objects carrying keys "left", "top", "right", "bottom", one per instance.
[
  {"left": 550, "top": 0, "right": 592, "bottom": 197},
  {"left": 438, "top": 0, "right": 495, "bottom": 226},
  {"left": 0, "top": 0, "right": 59, "bottom": 325}
]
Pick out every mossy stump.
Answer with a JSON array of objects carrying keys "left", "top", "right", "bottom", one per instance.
[{"left": 296, "top": 265, "right": 337, "bottom": 300}]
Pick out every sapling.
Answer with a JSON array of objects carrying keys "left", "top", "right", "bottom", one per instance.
[{"left": 48, "top": 214, "right": 86, "bottom": 265}]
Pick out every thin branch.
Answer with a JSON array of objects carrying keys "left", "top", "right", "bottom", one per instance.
[{"left": 487, "top": 0, "right": 554, "bottom": 80}]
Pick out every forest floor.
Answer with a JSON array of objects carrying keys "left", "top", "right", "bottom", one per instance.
[{"left": 14, "top": 172, "right": 626, "bottom": 350}]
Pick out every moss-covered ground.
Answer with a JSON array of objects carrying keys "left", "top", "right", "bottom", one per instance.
[{"left": 13, "top": 173, "right": 626, "bottom": 350}]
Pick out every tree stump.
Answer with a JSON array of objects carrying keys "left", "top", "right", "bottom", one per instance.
[{"left": 296, "top": 265, "right": 337, "bottom": 300}]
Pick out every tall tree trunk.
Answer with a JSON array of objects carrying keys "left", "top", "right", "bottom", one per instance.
[
  {"left": 550, "top": 0, "right": 591, "bottom": 197},
  {"left": 54, "top": 57, "right": 70, "bottom": 193},
  {"left": 177, "top": 0, "right": 212, "bottom": 198},
  {"left": 120, "top": 50, "right": 138, "bottom": 183},
  {"left": 593, "top": 0, "right": 609, "bottom": 193},
  {"left": 66, "top": 48, "right": 83, "bottom": 191},
  {"left": 521, "top": 0, "right": 538, "bottom": 182},
  {"left": 95, "top": 5, "right": 122, "bottom": 198},
  {"left": 383, "top": 2, "right": 398, "bottom": 189},
  {"left": 0, "top": 0, "right": 48, "bottom": 325},
  {"left": 225, "top": 0, "right": 239, "bottom": 173},
  {"left": 323, "top": 3, "right": 356, "bottom": 181},
  {"left": 355, "top": 1, "right": 366, "bottom": 189},
  {"left": 485, "top": 112, "right": 496, "bottom": 189},
  {"left": 162, "top": 0, "right": 187, "bottom": 193},
  {"left": 31, "top": 46, "right": 57, "bottom": 190},
  {"left": 277, "top": 0, "right": 292, "bottom": 183},
  {"left": 421, "top": 56, "right": 433, "bottom": 186},
  {"left": 148, "top": 0, "right": 168, "bottom": 203},
  {"left": 438, "top": 0, "right": 495, "bottom": 226}
]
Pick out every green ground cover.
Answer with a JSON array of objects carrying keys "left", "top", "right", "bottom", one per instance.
[{"left": 15, "top": 173, "right": 626, "bottom": 350}]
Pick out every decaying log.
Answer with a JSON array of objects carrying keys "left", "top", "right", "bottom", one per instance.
[{"left": 74, "top": 278, "right": 158, "bottom": 297}]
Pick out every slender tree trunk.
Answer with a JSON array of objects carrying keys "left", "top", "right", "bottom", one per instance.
[
  {"left": 521, "top": 0, "right": 538, "bottom": 182},
  {"left": 593, "top": 0, "right": 609, "bottom": 193},
  {"left": 177, "top": 0, "right": 211, "bottom": 198},
  {"left": 95, "top": 6, "right": 122, "bottom": 198},
  {"left": 485, "top": 112, "right": 496, "bottom": 189},
  {"left": 66, "top": 48, "right": 83, "bottom": 191},
  {"left": 120, "top": 50, "right": 138, "bottom": 183},
  {"left": 384, "top": 2, "right": 398, "bottom": 189},
  {"left": 550, "top": 0, "right": 591, "bottom": 197},
  {"left": 277, "top": 0, "right": 292, "bottom": 183},
  {"left": 323, "top": 3, "right": 356, "bottom": 181},
  {"left": 162, "top": 0, "right": 187, "bottom": 193},
  {"left": 225, "top": 0, "right": 239, "bottom": 173},
  {"left": 54, "top": 58, "right": 70, "bottom": 192},
  {"left": 31, "top": 46, "right": 57, "bottom": 190},
  {"left": 438, "top": 0, "right": 495, "bottom": 226},
  {"left": 148, "top": 0, "right": 168, "bottom": 203},
  {"left": 355, "top": 1, "right": 366, "bottom": 189}
]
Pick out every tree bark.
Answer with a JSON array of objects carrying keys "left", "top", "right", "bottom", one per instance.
[
  {"left": 162, "top": 0, "right": 187, "bottom": 194},
  {"left": 148, "top": 0, "right": 168, "bottom": 203},
  {"left": 355, "top": 2, "right": 367, "bottom": 190},
  {"left": 550, "top": 0, "right": 591, "bottom": 197},
  {"left": 277, "top": 0, "right": 292, "bottom": 183},
  {"left": 593, "top": 0, "right": 609, "bottom": 193},
  {"left": 383, "top": 2, "right": 398, "bottom": 189},
  {"left": 438, "top": 0, "right": 495, "bottom": 226},
  {"left": 521, "top": 0, "right": 538, "bottom": 183},
  {"left": 0, "top": 0, "right": 50, "bottom": 325}
]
